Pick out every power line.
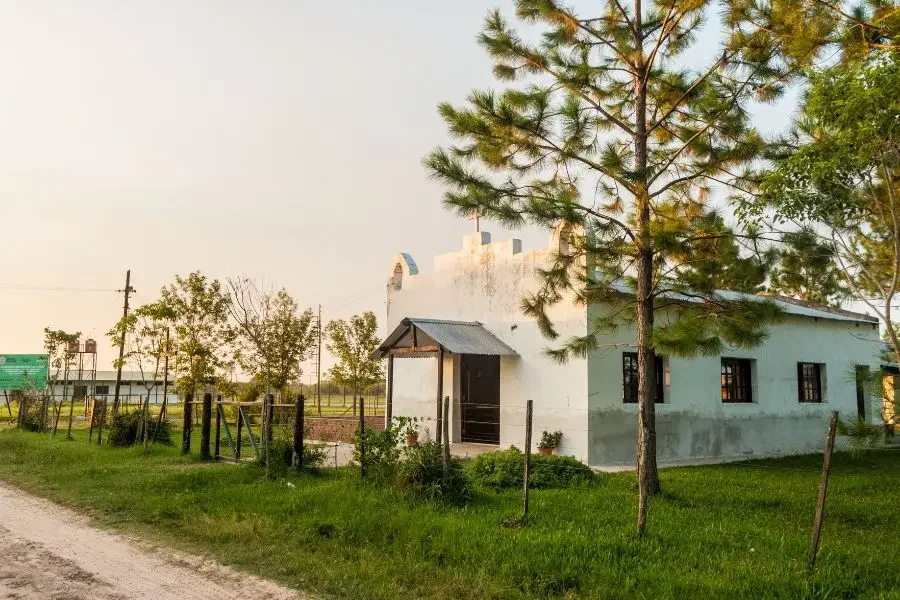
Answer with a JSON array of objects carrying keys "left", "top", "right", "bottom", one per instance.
[{"left": 0, "top": 284, "right": 119, "bottom": 292}]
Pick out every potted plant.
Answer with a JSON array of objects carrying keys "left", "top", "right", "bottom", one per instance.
[
  {"left": 394, "top": 416, "right": 420, "bottom": 447},
  {"left": 538, "top": 430, "right": 562, "bottom": 455}
]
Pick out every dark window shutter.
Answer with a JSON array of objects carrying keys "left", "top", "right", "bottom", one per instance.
[{"left": 797, "top": 363, "right": 805, "bottom": 402}]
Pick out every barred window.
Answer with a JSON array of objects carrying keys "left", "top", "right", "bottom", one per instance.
[
  {"left": 721, "top": 358, "right": 753, "bottom": 403},
  {"left": 797, "top": 363, "right": 824, "bottom": 403},
  {"left": 623, "top": 352, "right": 664, "bottom": 403}
]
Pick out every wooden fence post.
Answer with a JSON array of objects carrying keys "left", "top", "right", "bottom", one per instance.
[
  {"left": 442, "top": 395, "right": 450, "bottom": 477},
  {"left": 523, "top": 399, "right": 533, "bottom": 520},
  {"left": 214, "top": 395, "right": 221, "bottom": 460},
  {"left": 17, "top": 396, "right": 25, "bottom": 428},
  {"left": 236, "top": 406, "right": 243, "bottom": 460},
  {"left": 808, "top": 410, "right": 839, "bottom": 571},
  {"left": 88, "top": 399, "right": 96, "bottom": 442},
  {"left": 181, "top": 393, "right": 193, "bottom": 455},
  {"left": 359, "top": 397, "right": 366, "bottom": 479},
  {"left": 97, "top": 399, "right": 107, "bottom": 445},
  {"left": 266, "top": 393, "right": 274, "bottom": 442},
  {"left": 294, "top": 394, "right": 305, "bottom": 469},
  {"left": 200, "top": 392, "right": 212, "bottom": 460},
  {"left": 65, "top": 390, "right": 76, "bottom": 440}
]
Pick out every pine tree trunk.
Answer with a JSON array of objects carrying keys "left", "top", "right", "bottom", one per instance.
[{"left": 633, "top": 0, "right": 661, "bottom": 538}]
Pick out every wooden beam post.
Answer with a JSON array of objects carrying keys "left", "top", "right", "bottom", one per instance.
[
  {"left": 385, "top": 354, "right": 394, "bottom": 427},
  {"left": 436, "top": 348, "right": 444, "bottom": 445},
  {"left": 523, "top": 399, "right": 533, "bottom": 519},
  {"left": 808, "top": 410, "right": 839, "bottom": 571},
  {"left": 442, "top": 395, "right": 450, "bottom": 477}
]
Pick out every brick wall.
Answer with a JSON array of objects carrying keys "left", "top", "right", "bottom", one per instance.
[{"left": 305, "top": 416, "right": 385, "bottom": 443}]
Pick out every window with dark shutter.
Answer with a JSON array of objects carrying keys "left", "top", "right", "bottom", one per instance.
[
  {"left": 623, "top": 352, "right": 664, "bottom": 403},
  {"left": 797, "top": 362, "right": 823, "bottom": 403},
  {"left": 721, "top": 358, "right": 753, "bottom": 403}
]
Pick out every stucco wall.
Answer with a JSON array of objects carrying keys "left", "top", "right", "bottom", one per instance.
[
  {"left": 387, "top": 231, "right": 589, "bottom": 461},
  {"left": 587, "top": 306, "right": 883, "bottom": 466}
]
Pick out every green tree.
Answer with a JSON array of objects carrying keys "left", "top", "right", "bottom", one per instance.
[
  {"left": 158, "top": 272, "right": 232, "bottom": 399},
  {"left": 108, "top": 301, "right": 174, "bottom": 444},
  {"left": 732, "top": 0, "right": 898, "bottom": 67},
  {"left": 756, "top": 55, "right": 899, "bottom": 365},
  {"left": 425, "top": 0, "right": 787, "bottom": 534},
  {"left": 42, "top": 328, "right": 80, "bottom": 432},
  {"left": 228, "top": 278, "right": 317, "bottom": 398},
  {"left": 768, "top": 229, "right": 845, "bottom": 305},
  {"left": 326, "top": 312, "right": 383, "bottom": 401}
]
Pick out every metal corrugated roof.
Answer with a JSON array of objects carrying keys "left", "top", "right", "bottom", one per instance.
[
  {"left": 378, "top": 318, "right": 518, "bottom": 357},
  {"left": 606, "top": 281, "right": 878, "bottom": 325}
]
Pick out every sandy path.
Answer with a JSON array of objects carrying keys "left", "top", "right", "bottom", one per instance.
[{"left": 0, "top": 481, "right": 303, "bottom": 600}]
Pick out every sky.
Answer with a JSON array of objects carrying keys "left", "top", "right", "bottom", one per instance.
[{"left": 0, "top": 1, "right": 799, "bottom": 378}]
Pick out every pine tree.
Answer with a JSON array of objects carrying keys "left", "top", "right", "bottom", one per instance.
[
  {"left": 426, "top": 0, "right": 790, "bottom": 535},
  {"left": 768, "top": 229, "right": 845, "bottom": 305}
]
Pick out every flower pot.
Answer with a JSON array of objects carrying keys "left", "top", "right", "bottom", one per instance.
[
  {"left": 538, "top": 447, "right": 554, "bottom": 456},
  {"left": 405, "top": 434, "right": 419, "bottom": 447}
]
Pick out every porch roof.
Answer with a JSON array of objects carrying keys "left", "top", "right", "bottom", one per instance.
[{"left": 377, "top": 318, "right": 518, "bottom": 358}]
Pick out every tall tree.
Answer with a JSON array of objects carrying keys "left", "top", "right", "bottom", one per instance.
[
  {"left": 228, "top": 278, "right": 316, "bottom": 398},
  {"left": 768, "top": 229, "right": 845, "bottom": 305},
  {"left": 755, "top": 56, "right": 899, "bottom": 365},
  {"left": 426, "top": 0, "right": 787, "bottom": 534},
  {"left": 158, "top": 272, "right": 232, "bottom": 399},
  {"left": 326, "top": 312, "right": 383, "bottom": 401}
]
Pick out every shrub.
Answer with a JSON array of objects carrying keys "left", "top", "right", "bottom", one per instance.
[
  {"left": 17, "top": 396, "right": 46, "bottom": 432},
  {"left": 107, "top": 411, "right": 172, "bottom": 447},
  {"left": 264, "top": 429, "right": 328, "bottom": 473},
  {"left": 538, "top": 430, "right": 563, "bottom": 449},
  {"left": 353, "top": 425, "right": 403, "bottom": 484},
  {"left": 838, "top": 417, "right": 883, "bottom": 456},
  {"left": 470, "top": 447, "right": 594, "bottom": 490},
  {"left": 396, "top": 441, "right": 471, "bottom": 505}
]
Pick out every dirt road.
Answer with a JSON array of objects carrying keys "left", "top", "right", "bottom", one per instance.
[{"left": 0, "top": 481, "right": 301, "bottom": 600}]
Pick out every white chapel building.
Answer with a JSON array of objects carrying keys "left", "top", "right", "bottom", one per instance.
[{"left": 378, "top": 227, "right": 883, "bottom": 467}]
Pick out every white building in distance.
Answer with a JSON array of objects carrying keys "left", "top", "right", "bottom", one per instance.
[{"left": 379, "top": 227, "right": 883, "bottom": 467}]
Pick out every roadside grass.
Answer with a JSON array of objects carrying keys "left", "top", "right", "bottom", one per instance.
[{"left": 0, "top": 428, "right": 897, "bottom": 600}]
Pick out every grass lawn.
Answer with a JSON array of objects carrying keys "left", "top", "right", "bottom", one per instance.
[{"left": 0, "top": 427, "right": 897, "bottom": 600}]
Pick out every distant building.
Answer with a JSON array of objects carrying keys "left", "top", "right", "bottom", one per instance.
[
  {"left": 51, "top": 370, "right": 177, "bottom": 405},
  {"left": 379, "top": 226, "right": 883, "bottom": 467}
]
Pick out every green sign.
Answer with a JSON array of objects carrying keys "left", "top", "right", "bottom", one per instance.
[{"left": 0, "top": 354, "right": 48, "bottom": 390}]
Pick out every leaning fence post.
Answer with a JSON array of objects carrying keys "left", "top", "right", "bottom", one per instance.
[
  {"left": 523, "top": 399, "right": 534, "bottom": 519},
  {"left": 808, "top": 410, "right": 839, "bottom": 571},
  {"left": 182, "top": 393, "right": 193, "bottom": 455},
  {"left": 214, "top": 395, "right": 222, "bottom": 460},
  {"left": 236, "top": 406, "right": 243, "bottom": 460},
  {"left": 442, "top": 395, "right": 451, "bottom": 477},
  {"left": 359, "top": 396, "right": 366, "bottom": 479},
  {"left": 294, "top": 394, "right": 305, "bottom": 469},
  {"left": 200, "top": 392, "right": 212, "bottom": 460},
  {"left": 97, "top": 399, "right": 107, "bottom": 445}
]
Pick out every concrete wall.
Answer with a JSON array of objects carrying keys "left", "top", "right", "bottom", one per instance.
[
  {"left": 587, "top": 307, "right": 883, "bottom": 466},
  {"left": 387, "top": 230, "right": 589, "bottom": 461}
]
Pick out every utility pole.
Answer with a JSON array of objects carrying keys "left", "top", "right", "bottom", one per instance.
[
  {"left": 112, "top": 269, "right": 134, "bottom": 414},
  {"left": 316, "top": 304, "right": 322, "bottom": 416}
]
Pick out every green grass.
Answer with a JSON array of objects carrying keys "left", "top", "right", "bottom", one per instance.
[{"left": 0, "top": 427, "right": 897, "bottom": 600}]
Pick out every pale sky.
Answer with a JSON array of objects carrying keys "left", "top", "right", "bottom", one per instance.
[{"left": 0, "top": 1, "right": 797, "bottom": 377}]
